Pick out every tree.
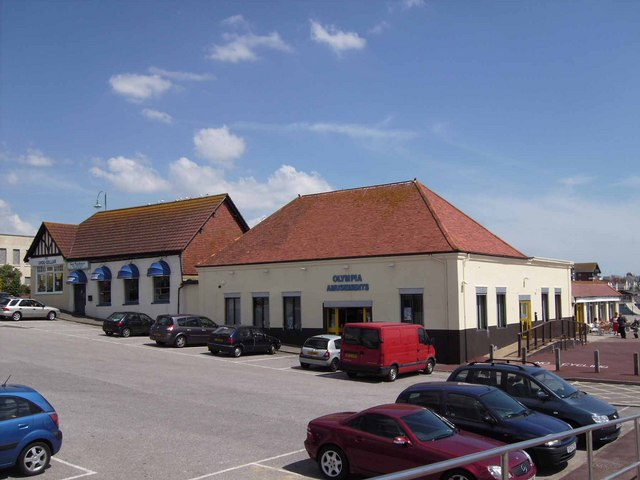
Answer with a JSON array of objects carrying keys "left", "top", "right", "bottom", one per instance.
[{"left": 0, "top": 265, "right": 27, "bottom": 296}]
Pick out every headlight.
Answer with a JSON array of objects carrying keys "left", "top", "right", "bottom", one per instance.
[
  {"left": 592, "top": 414, "right": 609, "bottom": 424},
  {"left": 544, "top": 439, "right": 561, "bottom": 447},
  {"left": 487, "top": 466, "right": 513, "bottom": 479}
]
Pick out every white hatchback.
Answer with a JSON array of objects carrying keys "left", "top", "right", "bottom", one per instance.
[{"left": 299, "top": 334, "right": 341, "bottom": 371}]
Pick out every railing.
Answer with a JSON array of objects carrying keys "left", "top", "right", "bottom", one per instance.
[
  {"left": 517, "top": 317, "right": 588, "bottom": 356},
  {"left": 372, "top": 413, "right": 640, "bottom": 480}
]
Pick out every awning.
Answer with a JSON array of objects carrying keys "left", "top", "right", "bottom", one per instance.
[
  {"left": 66, "top": 270, "right": 88, "bottom": 284},
  {"left": 147, "top": 260, "right": 170, "bottom": 277},
  {"left": 91, "top": 266, "right": 112, "bottom": 281},
  {"left": 117, "top": 263, "right": 139, "bottom": 279}
]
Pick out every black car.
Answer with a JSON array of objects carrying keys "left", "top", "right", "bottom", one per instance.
[
  {"left": 207, "top": 325, "right": 281, "bottom": 357},
  {"left": 103, "top": 312, "right": 155, "bottom": 337},
  {"left": 396, "top": 382, "right": 577, "bottom": 468},
  {"left": 448, "top": 361, "right": 621, "bottom": 445},
  {"left": 149, "top": 314, "right": 219, "bottom": 348}
]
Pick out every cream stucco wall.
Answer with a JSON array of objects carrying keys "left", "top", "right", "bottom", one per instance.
[{"left": 0, "top": 234, "right": 34, "bottom": 286}]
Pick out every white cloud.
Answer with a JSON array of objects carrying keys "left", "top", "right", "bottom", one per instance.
[
  {"left": 0, "top": 199, "right": 35, "bottom": 235},
  {"left": 559, "top": 175, "right": 595, "bottom": 187},
  {"left": 90, "top": 156, "right": 170, "bottom": 193},
  {"left": 369, "top": 21, "right": 390, "bottom": 35},
  {"left": 194, "top": 126, "right": 246, "bottom": 166},
  {"left": 147, "top": 66, "right": 214, "bottom": 82},
  {"left": 296, "top": 122, "right": 417, "bottom": 141},
  {"left": 142, "top": 109, "right": 174, "bottom": 124},
  {"left": 168, "top": 159, "right": 331, "bottom": 216},
  {"left": 402, "top": 0, "right": 425, "bottom": 8},
  {"left": 222, "top": 14, "right": 249, "bottom": 28},
  {"left": 19, "top": 148, "right": 54, "bottom": 167},
  {"left": 310, "top": 20, "right": 366, "bottom": 53},
  {"left": 109, "top": 74, "right": 172, "bottom": 102},
  {"left": 7, "top": 173, "right": 18, "bottom": 185},
  {"left": 209, "top": 32, "right": 292, "bottom": 63}
]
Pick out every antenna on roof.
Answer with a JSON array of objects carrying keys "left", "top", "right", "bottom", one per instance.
[{"left": 2, "top": 375, "right": 11, "bottom": 387}]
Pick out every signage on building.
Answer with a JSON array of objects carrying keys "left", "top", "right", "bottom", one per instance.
[
  {"left": 67, "top": 260, "right": 90, "bottom": 270},
  {"left": 29, "top": 256, "right": 64, "bottom": 267},
  {"left": 327, "top": 274, "right": 369, "bottom": 291}
]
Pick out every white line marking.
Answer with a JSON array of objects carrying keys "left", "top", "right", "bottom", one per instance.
[
  {"left": 52, "top": 457, "right": 97, "bottom": 479},
  {"left": 186, "top": 449, "right": 306, "bottom": 480},
  {"left": 253, "top": 463, "right": 310, "bottom": 478}
]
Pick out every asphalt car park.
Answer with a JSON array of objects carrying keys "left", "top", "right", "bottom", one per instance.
[{"left": 1, "top": 319, "right": 640, "bottom": 480}]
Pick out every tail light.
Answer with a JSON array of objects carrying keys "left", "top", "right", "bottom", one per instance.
[
  {"left": 166, "top": 325, "right": 175, "bottom": 332},
  {"left": 49, "top": 412, "right": 59, "bottom": 427},
  {"left": 322, "top": 351, "right": 330, "bottom": 359},
  {"left": 2, "top": 307, "right": 9, "bottom": 312},
  {"left": 226, "top": 337, "right": 235, "bottom": 344},
  {"left": 117, "top": 321, "right": 124, "bottom": 327}
]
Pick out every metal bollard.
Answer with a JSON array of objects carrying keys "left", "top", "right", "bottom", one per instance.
[
  {"left": 489, "top": 344, "right": 495, "bottom": 362},
  {"left": 594, "top": 350, "right": 600, "bottom": 373},
  {"left": 521, "top": 347, "right": 527, "bottom": 364},
  {"left": 555, "top": 348, "right": 561, "bottom": 371}
]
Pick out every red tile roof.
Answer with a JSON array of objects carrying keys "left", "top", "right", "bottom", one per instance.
[
  {"left": 44, "top": 222, "right": 78, "bottom": 257},
  {"left": 69, "top": 195, "right": 237, "bottom": 260},
  {"left": 201, "top": 180, "right": 528, "bottom": 267},
  {"left": 572, "top": 281, "right": 622, "bottom": 299}
]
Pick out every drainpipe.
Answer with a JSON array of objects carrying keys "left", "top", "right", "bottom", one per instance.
[{"left": 177, "top": 254, "right": 183, "bottom": 314}]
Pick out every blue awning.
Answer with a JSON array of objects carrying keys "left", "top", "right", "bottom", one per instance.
[
  {"left": 91, "top": 266, "right": 112, "bottom": 281},
  {"left": 66, "top": 270, "right": 87, "bottom": 284},
  {"left": 117, "top": 263, "right": 139, "bottom": 279},
  {"left": 147, "top": 260, "right": 170, "bottom": 277}
]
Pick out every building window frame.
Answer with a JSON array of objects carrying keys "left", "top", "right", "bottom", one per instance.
[
  {"left": 98, "top": 280, "right": 111, "bottom": 306},
  {"left": 123, "top": 278, "right": 139, "bottom": 305},
  {"left": 555, "top": 289, "right": 562, "bottom": 319},
  {"left": 496, "top": 288, "right": 507, "bottom": 329},
  {"left": 12, "top": 249, "right": 20, "bottom": 266},
  {"left": 476, "top": 287, "right": 488, "bottom": 330},
  {"left": 152, "top": 276, "right": 170, "bottom": 303},
  {"left": 36, "top": 264, "right": 64, "bottom": 294},
  {"left": 283, "top": 294, "right": 301, "bottom": 330},
  {"left": 252, "top": 294, "right": 270, "bottom": 329},
  {"left": 400, "top": 290, "right": 424, "bottom": 325},
  {"left": 541, "top": 289, "right": 549, "bottom": 321},
  {"left": 225, "top": 295, "right": 241, "bottom": 325}
]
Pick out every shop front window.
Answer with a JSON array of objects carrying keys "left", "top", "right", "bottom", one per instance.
[
  {"left": 253, "top": 296, "right": 269, "bottom": 328},
  {"left": 400, "top": 293, "right": 423, "bottom": 324},
  {"left": 124, "top": 279, "right": 139, "bottom": 304},
  {"left": 98, "top": 280, "right": 111, "bottom": 306},
  {"left": 36, "top": 265, "right": 64, "bottom": 294},
  {"left": 153, "top": 276, "right": 170, "bottom": 303},
  {"left": 283, "top": 296, "right": 301, "bottom": 330},
  {"left": 226, "top": 296, "right": 241, "bottom": 325}
]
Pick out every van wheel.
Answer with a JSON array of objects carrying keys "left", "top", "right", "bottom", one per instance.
[
  {"left": 385, "top": 366, "right": 398, "bottom": 382},
  {"left": 423, "top": 359, "right": 435, "bottom": 375}
]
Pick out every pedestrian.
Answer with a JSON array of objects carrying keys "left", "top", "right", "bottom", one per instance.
[
  {"left": 631, "top": 319, "right": 640, "bottom": 339},
  {"left": 612, "top": 316, "right": 619, "bottom": 336},
  {"left": 618, "top": 314, "right": 628, "bottom": 339}
]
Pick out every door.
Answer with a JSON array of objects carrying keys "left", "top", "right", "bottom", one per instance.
[
  {"left": 0, "top": 397, "right": 34, "bottom": 466},
  {"left": 129, "top": 314, "right": 142, "bottom": 334},
  {"left": 240, "top": 328, "right": 256, "bottom": 353},
  {"left": 74, "top": 284, "right": 86, "bottom": 315},
  {"left": 519, "top": 300, "right": 532, "bottom": 334}
]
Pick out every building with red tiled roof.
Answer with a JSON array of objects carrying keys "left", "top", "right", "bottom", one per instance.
[
  {"left": 572, "top": 280, "right": 622, "bottom": 324},
  {"left": 197, "top": 180, "right": 574, "bottom": 364},
  {"left": 25, "top": 195, "right": 248, "bottom": 320}
]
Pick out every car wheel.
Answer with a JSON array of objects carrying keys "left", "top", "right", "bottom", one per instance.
[
  {"left": 423, "top": 358, "right": 435, "bottom": 375},
  {"left": 121, "top": 328, "right": 131, "bottom": 338},
  {"left": 300, "top": 362, "right": 310, "bottom": 369},
  {"left": 233, "top": 346, "right": 243, "bottom": 357},
  {"left": 318, "top": 445, "right": 349, "bottom": 480},
  {"left": 385, "top": 365, "right": 398, "bottom": 382},
  {"left": 268, "top": 343, "right": 276, "bottom": 355},
  {"left": 155, "top": 340, "right": 164, "bottom": 345},
  {"left": 105, "top": 331, "right": 114, "bottom": 336},
  {"left": 18, "top": 441, "right": 51, "bottom": 476},
  {"left": 174, "top": 335, "right": 187, "bottom": 348},
  {"left": 329, "top": 358, "right": 340, "bottom": 372},
  {"left": 441, "top": 469, "right": 475, "bottom": 480},
  {"left": 12, "top": 311, "right": 21, "bottom": 321},
  {"left": 47, "top": 311, "right": 56, "bottom": 320},
  {"left": 346, "top": 371, "right": 357, "bottom": 378},
  {"left": 210, "top": 349, "right": 219, "bottom": 355}
]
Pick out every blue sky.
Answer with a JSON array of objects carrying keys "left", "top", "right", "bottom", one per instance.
[{"left": 1, "top": 0, "right": 639, "bottom": 275}]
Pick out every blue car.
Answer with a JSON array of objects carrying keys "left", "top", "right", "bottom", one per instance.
[{"left": 0, "top": 382, "right": 63, "bottom": 476}]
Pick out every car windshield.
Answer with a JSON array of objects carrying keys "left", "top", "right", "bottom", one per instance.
[
  {"left": 480, "top": 390, "right": 528, "bottom": 419},
  {"left": 531, "top": 370, "right": 578, "bottom": 398},
  {"left": 304, "top": 337, "right": 329, "bottom": 349},
  {"left": 212, "top": 326, "right": 234, "bottom": 335},
  {"left": 343, "top": 328, "right": 380, "bottom": 349},
  {"left": 401, "top": 410, "right": 456, "bottom": 442},
  {"left": 108, "top": 313, "right": 126, "bottom": 321}
]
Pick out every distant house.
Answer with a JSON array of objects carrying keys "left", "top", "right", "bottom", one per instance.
[
  {"left": 572, "top": 281, "right": 622, "bottom": 323},
  {"left": 24, "top": 195, "right": 248, "bottom": 319},
  {"left": 197, "top": 180, "right": 574, "bottom": 364},
  {"left": 573, "top": 262, "right": 601, "bottom": 281},
  {"left": 0, "top": 233, "right": 35, "bottom": 287}
]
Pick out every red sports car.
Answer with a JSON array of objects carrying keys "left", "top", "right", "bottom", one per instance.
[{"left": 304, "top": 403, "right": 536, "bottom": 480}]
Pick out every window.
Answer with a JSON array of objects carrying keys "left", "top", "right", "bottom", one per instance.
[
  {"left": 350, "top": 413, "right": 406, "bottom": 439},
  {"left": 283, "top": 296, "right": 301, "bottom": 330},
  {"left": 12, "top": 249, "right": 20, "bottom": 266},
  {"left": 153, "top": 276, "right": 170, "bottom": 303},
  {"left": 98, "top": 280, "right": 111, "bottom": 306},
  {"left": 225, "top": 297, "right": 241, "bottom": 325},
  {"left": 555, "top": 292, "right": 562, "bottom": 319},
  {"left": 476, "top": 291, "right": 487, "bottom": 330},
  {"left": 405, "top": 391, "right": 441, "bottom": 411},
  {"left": 253, "top": 296, "right": 269, "bottom": 328},
  {"left": 0, "top": 396, "right": 41, "bottom": 421},
  {"left": 496, "top": 292, "right": 507, "bottom": 328},
  {"left": 447, "top": 393, "right": 487, "bottom": 422},
  {"left": 124, "top": 278, "right": 139, "bottom": 304},
  {"left": 400, "top": 293, "right": 423, "bottom": 324},
  {"left": 505, "top": 373, "right": 540, "bottom": 399},
  {"left": 541, "top": 291, "right": 549, "bottom": 321},
  {"left": 0, "top": 249, "right": 6, "bottom": 264},
  {"left": 36, "top": 265, "right": 64, "bottom": 293}
]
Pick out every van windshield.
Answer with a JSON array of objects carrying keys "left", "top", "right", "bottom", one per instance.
[{"left": 344, "top": 327, "right": 380, "bottom": 349}]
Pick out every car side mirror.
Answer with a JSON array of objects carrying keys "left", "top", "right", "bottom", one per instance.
[
  {"left": 482, "top": 414, "right": 497, "bottom": 425},
  {"left": 537, "top": 390, "right": 549, "bottom": 400},
  {"left": 393, "top": 436, "right": 412, "bottom": 447}
]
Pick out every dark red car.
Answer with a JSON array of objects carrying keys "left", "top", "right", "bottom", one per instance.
[{"left": 304, "top": 403, "right": 536, "bottom": 480}]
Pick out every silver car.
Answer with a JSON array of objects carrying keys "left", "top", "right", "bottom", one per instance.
[
  {"left": 299, "top": 334, "right": 341, "bottom": 371},
  {"left": 0, "top": 297, "right": 60, "bottom": 321}
]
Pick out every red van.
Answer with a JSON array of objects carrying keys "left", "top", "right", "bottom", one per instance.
[{"left": 340, "top": 322, "right": 437, "bottom": 382}]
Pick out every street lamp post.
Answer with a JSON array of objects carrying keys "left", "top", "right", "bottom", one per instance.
[{"left": 94, "top": 191, "right": 107, "bottom": 211}]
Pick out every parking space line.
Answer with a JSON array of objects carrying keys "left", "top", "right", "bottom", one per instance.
[
  {"left": 52, "top": 457, "right": 97, "bottom": 479},
  {"left": 254, "top": 463, "right": 310, "bottom": 478},
  {"left": 186, "top": 449, "right": 306, "bottom": 480}
]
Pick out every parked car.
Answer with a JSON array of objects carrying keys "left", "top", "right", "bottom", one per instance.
[
  {"left": 0, "top": 292, "right": 13, "bottom": 300},
  {"left": 340, "top": 322, "right": 436, "bottom": 381},
  {"left": 207, "top": 325, "right": 281, "bottom": 357},
  {"left": 299, "top": 334, "right": 341, "bottom": 371},
  {"left": 448, "top": 361, "right": 621, "bottom": 444},
  {"left": 304, "top": 403, "right": 536, "bottom": 480},
  {"left": 0, "top": 298, "right": 60, "bottom": 321},
  {"left": 0, "top": 381, "right": 63, "bottom": 476},
  {"left": 102, "top": 312, "right": 155, "bottom": 337},
  {"left": 149, "top": 314, "right": 219, "bottom": 348},
  {"left": 396, "top": 382, "right": 577, "bottom": 468}
]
